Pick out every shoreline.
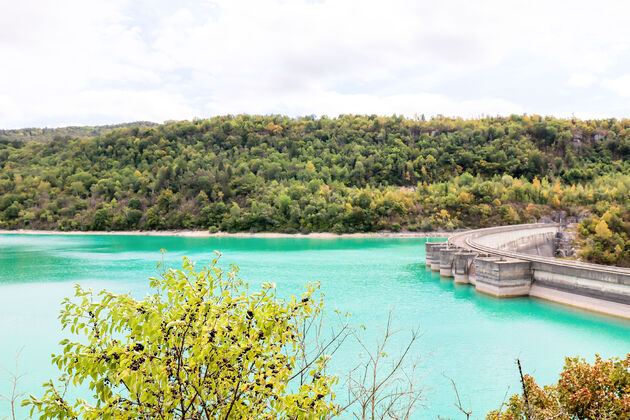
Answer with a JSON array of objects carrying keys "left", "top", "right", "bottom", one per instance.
[{"left": 0, "top": 229, "right": 456, "bottom": 239}]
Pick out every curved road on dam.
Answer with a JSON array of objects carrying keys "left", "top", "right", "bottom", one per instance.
[
  {"left": 449, "top": 223, "right": 630, "bottom": 277},
  {"left": 440, "top": 223, "right": 630, "bottom": 319}
]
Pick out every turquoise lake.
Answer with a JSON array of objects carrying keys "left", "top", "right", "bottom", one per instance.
[{"left": 1, "top": 234, "right": 629, "bottom": 418}]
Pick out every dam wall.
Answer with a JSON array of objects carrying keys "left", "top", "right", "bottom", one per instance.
[
  {"left": 439, "top": 224, "right": 630, "bottom": 319},
  {"left": 465, "top": 224, "right": 558, "bottom": 257}
]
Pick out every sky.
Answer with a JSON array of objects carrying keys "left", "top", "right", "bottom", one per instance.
[{"left": 2, "top": 0, "right": 630, "bottom": 128}]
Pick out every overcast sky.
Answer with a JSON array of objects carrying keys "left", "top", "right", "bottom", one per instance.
[{"left": 2, "top": 0, "right": 630, "bottom": 128}]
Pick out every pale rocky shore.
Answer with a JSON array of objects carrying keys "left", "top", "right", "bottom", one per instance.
[{"left": 0, "top": 229, "right": 457, "bottom": 239}]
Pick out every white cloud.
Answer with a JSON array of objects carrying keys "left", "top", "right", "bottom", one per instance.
[
  {"left": 602, "top": 75, "right": 630, "bottom": 98},
  {"left": 0, "top": 95, "right": 22, "bottom": 128},
  {"left": 204, "top": 87, "right": 524, "bottom": 118},
  {"left": 2, "top": 0, "right": 630, "bottom": 127},
  {"left": 567, "top": 73, "right": 598, "bottom": 88},
  {"left": 41, "top": 90, "right": 198, "bottom": 124}
]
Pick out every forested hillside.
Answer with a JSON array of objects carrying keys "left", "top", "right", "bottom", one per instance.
[
  {"left": 0, "top": 114, "right": 628, "bottom": 264},
  {"left": 0, "top": 121, "right": 158, "bottom": 144}
]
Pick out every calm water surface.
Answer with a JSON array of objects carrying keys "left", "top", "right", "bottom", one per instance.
[{"left": 1, "top": 234, "right": 629, "bottom": 419}]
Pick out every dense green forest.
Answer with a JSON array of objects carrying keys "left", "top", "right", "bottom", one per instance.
[{"left": 0, "top": 114, "right": 629, "bottom": 265}]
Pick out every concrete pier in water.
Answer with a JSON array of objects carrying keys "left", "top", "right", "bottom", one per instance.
[
  {"left": 427, "top": 223, "right": 630, "bottom": 319},
  {"left": 452, "top": 252, "right": 477, "bottom": 284},
  {"left": 426, "top": 242, "right": 447, "bottom": 271},
  {"left": 439, "top": 248, "right": 459, "bottom": 277}
]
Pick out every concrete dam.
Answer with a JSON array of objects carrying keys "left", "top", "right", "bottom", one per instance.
[{"left": 427, "top": 223, "right": 630, "bottom": 319}]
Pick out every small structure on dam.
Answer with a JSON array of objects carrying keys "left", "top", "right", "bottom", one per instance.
[{"left": 428, "top": 223, "right": 630, "bottom": 319}]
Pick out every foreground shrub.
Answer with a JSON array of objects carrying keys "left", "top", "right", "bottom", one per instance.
[
  {"left": 488, "top": 354, "right": 630, "bottom": 419},
  {"left": 25, "top": 254, "right": 337, "bottom": 419}
]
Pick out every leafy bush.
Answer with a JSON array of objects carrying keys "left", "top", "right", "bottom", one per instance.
[
  {"left": 488, "top": 354, "right": 630, "bottom": 419},
  {"left": 26, "top": 255, "right": 337, "bottom": 418}
]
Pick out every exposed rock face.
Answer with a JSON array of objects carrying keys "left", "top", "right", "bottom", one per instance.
[
  {"left": 539, "top": 211, "right": 568, "bottom": 224},
  {"left": 554, "top": 225, "right": 577, "bottom": 258}
]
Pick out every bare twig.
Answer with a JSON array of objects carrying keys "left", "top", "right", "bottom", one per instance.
[
  {"left": 333, "top": 310, "right": 424, "bottom": 420},
  {"left": 486, "top": 386, "right": 511, "bottom": 420},
  {"left": 0, "top": 348, "right": 26, "bottom": 420},
  {"left": 517, "top": 359, "right": 532, "bottom": 420},
  {"left": 442, "top": 373, "right": 471, "bottom": 420}
]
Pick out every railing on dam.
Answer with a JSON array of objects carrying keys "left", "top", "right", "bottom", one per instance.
[{"left": 443, "top": 223, "right": 630, "bottom": 319}]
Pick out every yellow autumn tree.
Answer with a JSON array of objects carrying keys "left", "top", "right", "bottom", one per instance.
[
  {"left": 525, "top": 203, "right": 539, "bottom": 222},
  {"left": 595, "top": 218, "right": 613, "bottom": 241}
]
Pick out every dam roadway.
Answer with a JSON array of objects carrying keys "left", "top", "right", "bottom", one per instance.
[{"left": 426, "top": 223, "right": 630, "bottom": 319}]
